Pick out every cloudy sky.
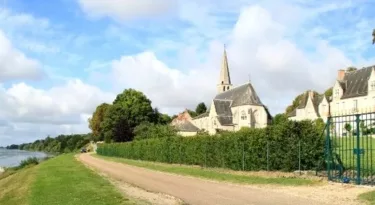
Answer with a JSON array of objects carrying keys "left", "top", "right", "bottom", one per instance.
[{"left": 0, "top": 0, "right": 374, "bottom": 146}]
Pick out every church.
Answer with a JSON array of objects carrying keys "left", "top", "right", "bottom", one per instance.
[{"left": 172, "top": 48, "right": 272, "bottom": 136}]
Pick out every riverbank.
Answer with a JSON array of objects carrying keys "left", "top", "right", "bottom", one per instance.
[
  {"left": 0, "top": 153, "right": 141, "bottom": 205},
  {"left": 0, "top": 148, "right": 47, "bottom": 168}
]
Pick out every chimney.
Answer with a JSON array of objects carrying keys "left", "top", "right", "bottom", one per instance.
[
  {"left": 309, "top": 90, "right": 314, "bottom": 100},
  {"left": 337, "top": 69, "right": 345, "bottom": 81}
]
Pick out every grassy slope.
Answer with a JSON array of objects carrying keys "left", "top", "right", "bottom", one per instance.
[
  {"left": 29, "top": 153, "right": 137, "bottom": 205},
  {"left": 359, "top": 191, "right": 375, "bottom": 205},
  {"left": 94, "top": 154, "right": 320, "bottom": 186},
  {"left": 0, "top": 166, "right": 37, "bottom": 205}
]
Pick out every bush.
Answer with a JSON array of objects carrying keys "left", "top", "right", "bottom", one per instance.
[
  {"left": 133, "top": 122, "right": 176, "bottom": 140},
  {"left": 97, "top": 119, "right": 325, "bottom": 172},
  {"left": 18, "top": 157, "right": 39, "bottom": 169}
]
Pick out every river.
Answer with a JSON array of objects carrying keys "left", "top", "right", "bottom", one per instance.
[{"left": 0, "top": 148, "right": 47, "bottom": 168}]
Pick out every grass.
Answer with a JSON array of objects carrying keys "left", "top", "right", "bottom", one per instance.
[
  {"left": 29, "top": 153, "right": 137, "bottom": 205},
  {"left": 93, "top": 154, "right": 320, "bottom": 186},
  {"left": 359, "top": 190, "right": 375, "bottom": 204},
  {"left": 0, "top": 165, "right": 38, "bottom": 205}
]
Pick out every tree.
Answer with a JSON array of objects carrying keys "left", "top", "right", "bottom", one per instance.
[
  {"left": 101, "top": 89, "right": 155, "bottom": 142},
  {"left": 88, "top": 103, "right": 111, "bottom": 141},
  {"left": 195, "top": 102, "right": 207, "bottom": 115},
  {"left": 324, "top": 87, "right": 333, "bottom": 98},
  {"left": 134, "top": 122, "right": 176, "bottom": 140},
  {"left": 187, "top": 109, "right": 197, "bottom": 117},
  {"left": 346, "top": 66, "right": 357, "bottom": 72},
  {"left": 345, "top": 123, "right": 352, "bottom": 136},
  {"left": 372, "top": 29, "right": 375, "bottom": 44}
]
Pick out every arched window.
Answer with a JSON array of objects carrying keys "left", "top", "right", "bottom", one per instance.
[
  {"left": 241, "top": 111, "right": 247, "bottom": 120},
  {"left": 223, "top": 87, "right": 225, "bottom": 91},
  {"left": 227, "top": 86, "right": 229, "bottom": 90},
  {"left": 221, "top": 81, "right": 224, "bottom": 84}
]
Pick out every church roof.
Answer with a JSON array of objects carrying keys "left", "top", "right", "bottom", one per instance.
[
  {"left": 212, "top": 82, "right": 271, "bottom": 126},
  {"left": 174, "top": 121, "right": 200, "bottom": 132},
  {"left": 214, "top": 82, "right": 263, "bottom": 107},
  {"left": 340, "top": 66, "right": 374, "bottom": 99}
]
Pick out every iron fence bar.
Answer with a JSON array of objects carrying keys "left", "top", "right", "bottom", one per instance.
[
  {"left": 326, "top": 117, "right": 332, "bottom": 180},
  {"left": 371, "top": 115, "right": 374, "bottom": 185},
  {"left": 356, "top": 114, "right": 361, "bottom": 185}
]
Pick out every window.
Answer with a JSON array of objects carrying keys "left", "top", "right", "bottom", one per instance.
[
  {"left": 227, "top": 86, "right": 229, "bottom": 90},
  {"left": 241, "top": 111, "right": 247, "bottom": 120},
  {"left": 223, "top": 87, "right": 225, "bottom": 91},
  {"left": 371, "top": 81, "right": 375, "bottom": 91},
  {"left": 335, "top": 89, "right": 339, "bottom": 96},
  {"left": 353, "top": 100, "right": 358, "bottom": 111}
]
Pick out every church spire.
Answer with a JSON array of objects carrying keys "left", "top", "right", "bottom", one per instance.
[{"left": 217, "top": 45, "right": 233, "bottom": 93}]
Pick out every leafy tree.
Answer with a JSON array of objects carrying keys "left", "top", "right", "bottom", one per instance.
[
  {"left": 285, "top": 91, "right": 319, "bottom": 114},
  {"left": 151, "top": 108, "right": 172, "bottom": 125},
  {"left": 324, "top": 87, "right": 333, "bottom": 98},
  {"left": 187, "top": 109, "right": 197, "bottom": 117},
  {"left": 101, "top": 89, "right": 155, "bottom": 142},
  {"left": 345, "top": 123, "right": 352, "bottom": 136},
  {"left": 134, "top": 122, "right": 176, "bottom": 140},
  {"left": 195, "top": 102, "right": 207, "bottom": 115},
  {"left": 88, "top": 103, "right": 111, "bottom": 141},
  {"left": 346, "top": 66, "right": 357, "bottom": 72}
]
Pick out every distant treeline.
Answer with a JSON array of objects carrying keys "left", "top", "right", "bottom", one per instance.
[{"left": 6, "top": 134, "right": 91, "bottom": 153}]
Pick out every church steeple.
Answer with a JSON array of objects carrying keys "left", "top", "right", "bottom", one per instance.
[{"left": 217, "top": 45, "right": 233, "bottom": 93}]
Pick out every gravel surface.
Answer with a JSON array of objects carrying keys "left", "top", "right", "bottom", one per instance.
[{"left": 78, "top": 154, "right": 370, "bottom": 205}]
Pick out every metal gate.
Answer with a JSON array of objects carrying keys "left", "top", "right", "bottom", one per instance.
[{"left": 326, "top": 113, "right": 375, "bottom": 185}]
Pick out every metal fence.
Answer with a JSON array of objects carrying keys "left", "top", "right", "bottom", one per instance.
[{"left": 325, "top": 113, "right": 375, "bottom": 185}]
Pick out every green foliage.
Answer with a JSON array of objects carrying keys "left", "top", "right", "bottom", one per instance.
[
  {"left": 133, "top": 122, "right": 176, "bottom": 140},
  {"left": 100, "top": 89, "right": 155, "bottom": 142},
  {"left": 97, "top": 120, "right": 325, "bottom": 172},
  {"left": 187, "top": 109, "right": 197, "bottom": 117},
  {"left": 346, "top": 66, "right": 357, "bottom": 72},
  {"left": 18, "top": 157, "right": 39, "bottom": 169},
  {"left": 345, "top": 123, "right": 352, "bottom": 132},
  {"left": 16, "top": 134, "right": 90, "bottom": 153},
  {"left": 88, "top": 103, "right": 111, "bottom": 141},
  {"left": 325, "top": 87, "right": 333, "bottom": 98},
  {"left": 195, "top": 102, "right": 207, "bottom": 115}
]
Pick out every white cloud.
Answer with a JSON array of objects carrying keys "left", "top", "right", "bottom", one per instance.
[
  {"left": 78, "top": 0, "right": 177, "bottom": 21},
  {"left": 0, "top": 79, "right": 115, "bottom": 146},
  {"left": 104, "top": 3, "right": 354, "bottom": 117},
  {"left": 0, "top": 30, "right": 43, "bottom": 82}
]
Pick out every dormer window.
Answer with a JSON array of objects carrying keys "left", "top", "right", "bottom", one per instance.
[
  {"left": 371, "top": 81, "right": 375, "bottom": 91},
  {"left": 335, "top": 89, "right": 339, "bottom": 97}
]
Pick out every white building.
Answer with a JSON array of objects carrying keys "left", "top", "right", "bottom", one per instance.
[{"left": 172, "top": 47, "right": 272, "bottom": 136}]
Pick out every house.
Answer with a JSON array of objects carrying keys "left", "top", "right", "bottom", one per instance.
[
  {"left": 172, "top": 47, "right": 272, "bottom": 135},
  {"left": 171, "top": 110, "right": 200, "bottom": 136},
  {"left": 288, "top": 91, "right": 330, "bottom": 122},
  {"left": 331, "top": 66, "right": 375, "bottom": 116}
]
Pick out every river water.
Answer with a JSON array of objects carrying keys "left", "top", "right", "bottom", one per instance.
[{"left": 0, "top": 148, "right": 47, "bottom": 168}]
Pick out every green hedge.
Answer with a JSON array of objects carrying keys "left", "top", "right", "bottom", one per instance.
[{"left": 97, "top": 120, "right": 325, "bottom": 171}]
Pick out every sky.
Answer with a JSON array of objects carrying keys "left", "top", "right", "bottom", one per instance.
[{"left": 0, "top": 0, "right": 375, "bottom": 146}]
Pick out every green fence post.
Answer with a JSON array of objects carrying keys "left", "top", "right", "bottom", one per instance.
[
  {"left": 267, "top": 141, "right": 269, "bottom": 171},
  {"left": 326, "top": 117, "right": 331, "bottom": 180},
  {"left": 356, "top": 114, "right": 361, "bottom": 185}
]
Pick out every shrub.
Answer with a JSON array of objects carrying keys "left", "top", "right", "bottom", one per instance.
[
  {"left": 18, "top": 157, "right": 39, "bottom": 169},
  {"left": 97, "top": 119, "right": 325, "bottom": 172}
]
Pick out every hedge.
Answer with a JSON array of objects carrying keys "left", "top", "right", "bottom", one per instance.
[{"left": 97, "top": 120, "right": 325, "bottom": 171}]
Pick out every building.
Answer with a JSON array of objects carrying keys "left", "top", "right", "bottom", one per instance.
[
  {"left": 173, "top": 47, "right": 272, "bottom": 136},
  {"left": 171, "top": 109, "right": 200, "bottom": 136},
  {"left": 288, "top": 91, "right": 330, "bottom": 122},
  {"left": 288, "top": 65, "right": 375, "bottom": 123},
  {"left": 330, "top": 66, "right": 375, "bottom": 116}
]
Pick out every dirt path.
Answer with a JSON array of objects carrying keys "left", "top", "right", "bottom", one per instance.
[{"left": 78, "top": 154, "right": 368, "bottom": 205}]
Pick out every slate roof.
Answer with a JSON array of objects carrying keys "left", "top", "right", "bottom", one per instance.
[
  {"left": 340, "top": 66, "right": 374, "bottom": 99},
  {"left": 214, "top": 82, "right": 263, "bottom": 107},
  {"left": 174, "top": 121, "right": 200, "bottom": 132},
  {"left": 212, "top": 82, "right": 271, "bottom": 126},
  {"left": 193, "top": 112, "right": 209, "bottom": 119}
]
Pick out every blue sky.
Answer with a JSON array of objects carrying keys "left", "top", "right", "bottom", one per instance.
[{"left": 0, "top": 0, "right": 375, "bottom": 145}]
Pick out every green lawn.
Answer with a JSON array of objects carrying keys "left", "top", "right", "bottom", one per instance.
[
  {"left": 93, "top": 154, "right": 320, "bottom": 186},
  {"left": 359, "top": 190, "right": 375, "bottom": 205},
  {"left": 0, "top": 154, "right": 140, "bottom": 205},
  {"left": 0, "top": 166, "right": 37, "bottom": 205}
]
